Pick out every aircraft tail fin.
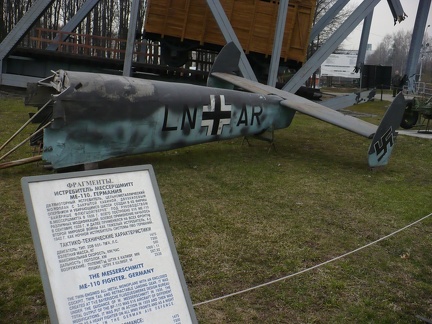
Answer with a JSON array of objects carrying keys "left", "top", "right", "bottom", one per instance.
[
  {"left": 367, "top": 92, "right": 406, "bottom": 167},
  {"left": 207, "top": 42, "right": 241, "bottom": 89}
]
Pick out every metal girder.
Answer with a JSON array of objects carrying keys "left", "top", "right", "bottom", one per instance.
[
  {"left": 405, "top": 0, "right": 432, "bottom": 93},
  {"left": 0, "top": 0, "right": 55, "bottom": 61},
  {"left": 123, "top": 0, "right": 141, "bottom": 76},
  {"left": 46, "top": 0, "right": 101, "bottom": 51},
  {"left": 284, "top": 0, "right": 380, "bottom": 94},
  {"left": 355, "top": 11, "right": 374, "bottom": 73},
  {"left": 1, "top": 73, "right": 41, "bottom": 88},
  {"left": 309, "top": 0, "right": 350, "bottom": 43},
  {"left": 267, "top": 1, "right": 289, "bottom": 87},
  {"left": 387, "top": 0, "right": 407, "bottom": 24},
  {"left": 205, "top": 0, "right": 257, "bottom": 81}
]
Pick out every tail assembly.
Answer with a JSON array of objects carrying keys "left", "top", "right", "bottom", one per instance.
[
  {"left": 208, "top": 42, "right": 407, "bottom": 168},
  {"left": 207, "top": 42, "right": 240, "bottom": 89},
  {"left": 368, "top": 93, "right": 406, "bottom": 167}
]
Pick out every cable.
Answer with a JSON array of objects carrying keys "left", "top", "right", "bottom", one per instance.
[
  {"left": 0, "top": 120, "right": 52, "bottom": 162},
  {"left": 193, "top": 212, "right": 432, "bottom": 307}
]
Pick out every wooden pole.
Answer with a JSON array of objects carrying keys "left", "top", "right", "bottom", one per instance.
[{"left": 0, "top": 155, "right": 42, "bottom": 169}]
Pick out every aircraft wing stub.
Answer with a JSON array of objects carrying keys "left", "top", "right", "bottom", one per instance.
[
  {"left": 211, "top": 72, "right": 377, "bottom": 138},
  {"left": 279, "top": 99, "right": 376, "bottom": 138}
]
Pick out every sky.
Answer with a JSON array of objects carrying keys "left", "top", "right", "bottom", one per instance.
[{"left": 342, "top": 0, "right": 432, "bottom": 50}]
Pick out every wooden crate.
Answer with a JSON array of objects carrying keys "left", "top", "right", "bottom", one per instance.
[{"left": 144, "top": 0, "right": 316, "bottom": 63}]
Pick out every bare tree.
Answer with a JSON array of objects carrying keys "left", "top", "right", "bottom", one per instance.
[
  {"left": 366, "top": 34, "right": 393, "bottom": 66},
  {"left": 365, "top": 31, "right": 432, "bottom": 81},
  {"left": 420, "top": 34, "right": 432, "bottom": 82},
  {"left": 0, "top": 0, "right": 5, "bottom": 40},
  {"left": 308, "top": 0, "right": 352, "bottom": 87},
  {"left": 390, "top": 30, "right": 411, "bottom": 73},
  {"left": 309, "top": 0, "right": 352, "bottom": 58},
  {"left": 0, "top": 0, "right": 148, "bottom": 62}
]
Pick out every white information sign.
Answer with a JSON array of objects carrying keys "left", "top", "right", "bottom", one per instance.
[
  {"left": 21, "top": 165, "right": 197, "bottom": 324},
  {"left": 321, "top": 53, "right": 360, "bottom": 78}
]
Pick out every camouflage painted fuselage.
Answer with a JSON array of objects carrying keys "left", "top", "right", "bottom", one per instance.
[{"left": 42, "top": 72, "right": 294, "bottom": 168}]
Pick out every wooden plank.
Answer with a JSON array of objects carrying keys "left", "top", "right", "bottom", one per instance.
[
  {"left": 144, "top": 0, "right": 316, "bottom": 62},
  {"left": 0, "top": 155, "right": 42, "bottom": 170}
]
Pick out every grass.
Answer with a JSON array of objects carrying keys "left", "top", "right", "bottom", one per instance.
[{"left": 1, "top": 92, "right": 432, "bottom": 323}]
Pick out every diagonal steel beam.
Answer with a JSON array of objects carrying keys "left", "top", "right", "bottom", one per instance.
[
  {"left": 205, "top": 0, "right": 257, "bottom": 81},
  {"left": 355, "top": 11, "right": 374, "bottom": 73},
  {"left": 309, "top": 0, "right": 350, "bottom": 43},
  {"left": 46, "top": 0, "right": 101, "bottom": 51},
  {"left": 405, "top": 0, "right": 431, "bottom": 92},
  {"left": 0, "top": 0, "right": 55, "bottom": 60},
  {"left": 284, "top": 0, "right": 381, "bottom": 94},
  {"left": 387, "top": 0, "right": 407, "bottom": 24},
  {"left": 123, "top": 0, "right": 141, "bottom": 76},
  {"left": 267, "top": 1, "right": 289, "bottom": 87}
]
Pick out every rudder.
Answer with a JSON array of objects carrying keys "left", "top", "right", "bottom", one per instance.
[
  {"left": 207, "top": 42, "right": 241, "bottom": 89},
  {"left": 368, "top": 93, "right": 406, "bottom": 167}
]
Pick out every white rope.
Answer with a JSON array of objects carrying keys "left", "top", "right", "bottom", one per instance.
[{"left": 193, "top": 212, "right": 432, "bottom": 307}]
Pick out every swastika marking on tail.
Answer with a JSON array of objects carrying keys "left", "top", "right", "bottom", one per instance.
[{"left": 373, "top": 127, "right": 394, "bottom": 162}]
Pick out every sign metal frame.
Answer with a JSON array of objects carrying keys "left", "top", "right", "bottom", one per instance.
[{"left": 21, "top": 165, "right": 197, "bottom": 324}]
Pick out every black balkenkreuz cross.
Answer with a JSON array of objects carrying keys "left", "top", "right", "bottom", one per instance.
[{"left": 201, "top": 95, "right": 232, "bottom": 136}]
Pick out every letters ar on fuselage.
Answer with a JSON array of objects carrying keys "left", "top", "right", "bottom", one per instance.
[{"left": 162, "top": 94, "right": 263, "bottom": 136}]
